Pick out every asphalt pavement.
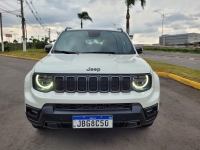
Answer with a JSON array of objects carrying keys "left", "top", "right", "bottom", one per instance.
[
  {"left": 140, "top": 51, "right": 200, "bottom": 70},
  {"left": 0, "top": 56, "right": 200, "bottom": 150}
]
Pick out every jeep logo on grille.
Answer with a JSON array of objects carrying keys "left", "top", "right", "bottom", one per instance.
[{"left": 86, "top": 67, "right": 101, "bottom": 72}]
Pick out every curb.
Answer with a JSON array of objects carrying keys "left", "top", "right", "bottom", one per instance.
[
  {"left": 0, "top": 54, "right": 40, "bottom": 61},
  {"left": 0, "top": 54, "right": 199, "bottom": 90},
  {"left": 156, "top": 72, "right": 200, "bottom": 90}
]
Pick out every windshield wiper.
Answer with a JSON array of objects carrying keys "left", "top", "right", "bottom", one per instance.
[
  {"left": 53, "top": 50, "right": 78, "bottom": 54},
  {"left": 82, "top": 51, "right": 116, "bottom": 54}
]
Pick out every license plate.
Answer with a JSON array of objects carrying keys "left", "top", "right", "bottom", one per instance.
[{"left": 73, "top": 116, "right": 113, "bottom": 128}]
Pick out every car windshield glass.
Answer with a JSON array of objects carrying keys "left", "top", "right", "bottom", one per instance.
[{"left": 53, "top": 30, "right": 136, "bottom": 54}]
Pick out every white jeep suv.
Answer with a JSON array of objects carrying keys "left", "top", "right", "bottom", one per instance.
[{"left": 24, "top": 28, "right": 160, "bottom": 129}]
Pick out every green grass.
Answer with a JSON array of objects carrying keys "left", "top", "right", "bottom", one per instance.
[
  {"left": 1, "top": 49, "right": 200, "bottom": 83},
  {"left": 143, "top": 46, "right": 200, "bottom": 54},
  {"left": 0, "top": 49, "right": 47, "bottom": 59},
  {"left": 145, "top": 59, "right": 200, "bottom": 83}
]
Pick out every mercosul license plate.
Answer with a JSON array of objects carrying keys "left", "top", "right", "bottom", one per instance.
[{"left": 73, "top": 116, "right": 113, "bottom": 128}]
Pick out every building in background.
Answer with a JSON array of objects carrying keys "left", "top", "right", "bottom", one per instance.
[{"left": 159, "top": 33, "right": 200, "bottom": 46}]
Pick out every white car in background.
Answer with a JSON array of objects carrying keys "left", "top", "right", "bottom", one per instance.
[{"left": 24, "top": 28, "right": 160, "bottom": 129}]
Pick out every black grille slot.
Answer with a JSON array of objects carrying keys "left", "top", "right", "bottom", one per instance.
[
  {"left": 66, "top": 77, "right": 76, "bottom": 92},
  {"left": 55, "top": 77, "right": 64, "bottom": 92},
  {"left": 88, "top": 77, "right": 98, "bottom": 92},
  {"left": 55, "top": 104, "right": 131, "bottom": 110},
  {"left": 53, "top": 75, "right": 134, "bottom": 93},
  {"left": 121, "top": 77, "right": 131, "bottom": 91},
  {"left": 111, "top": 77, "right": 120, "bottom": 92},
  {"left": 100, "top": 77, "right": 109, "bottom": 92},
  {"left": 77, "top": 77, "right": 87, "bottom": 92}
]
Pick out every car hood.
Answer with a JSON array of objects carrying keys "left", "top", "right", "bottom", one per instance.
[{"left": 34, "top": 54, "right": 151, "bottom": 74}]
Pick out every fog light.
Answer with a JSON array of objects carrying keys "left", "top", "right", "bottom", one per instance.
[
  {"left": 26, "top": 105, "right": 40, "bottom": 121},
  {"left": 144, "top": 104, "right": 158, "bottom": 120}
]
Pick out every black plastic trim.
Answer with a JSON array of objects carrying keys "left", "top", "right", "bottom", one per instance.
[
  {"left": 121, "top": 76, "right": 131, "bottom": 93},
  {"left": 54, "top": 76, "right": 65, "bottom": 93},
  {"left": 77, "top": 76, "right": 87, "bottom": 93},
  {"left": 99, "top": 76, "right": 109, "bottom": 93},
  {"left": 110, "top": 76, "right": 120, "bottom": 93},
  {"left": 88, "top": 76, "right": 98, "bottom": 93},
  {"left": 26, "top": 103, "right": 158, "bottom": 128},
  {"left": 66, "top": 76, "right": 76, "bottom": 93}
]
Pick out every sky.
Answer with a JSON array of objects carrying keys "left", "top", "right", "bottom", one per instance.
[{"left": 1, "top": 0, "right": 200, "bottom": 44}]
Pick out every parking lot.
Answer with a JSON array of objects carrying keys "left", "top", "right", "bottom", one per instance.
[{"left": 0, "top": 56, "right": 200, "bottom": 150}]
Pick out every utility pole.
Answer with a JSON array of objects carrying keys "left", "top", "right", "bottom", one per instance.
[
  {"left": 25, "top": 22, "right": 27, "bottom": 42},
  {"left": 20, "top": 0, "right": 26, "bottom": 51},
  {"left": 48, "top": 28, "right": 51, "bottom": 43},
  {"left": 0, "top": 13, "right": 4, "bottom": 52},
  {"left": 155, "top": 11, "right": 171, "bottom": 46}
]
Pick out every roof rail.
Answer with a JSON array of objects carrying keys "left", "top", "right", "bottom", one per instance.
[
  {"left": 65, "top": 27, "right": 72, "bottom": 31},
  {"left": 117, "top": 28, "right": 123, "bottom": 32}
]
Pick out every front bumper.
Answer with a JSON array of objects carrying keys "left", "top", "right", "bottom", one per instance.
[{"left": 26, "top": 103, "right": 158, "bottom": 129}]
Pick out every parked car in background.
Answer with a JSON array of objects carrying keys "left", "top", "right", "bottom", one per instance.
[{"left": 44, "top": 44, "right": 53, "bottom": 53}]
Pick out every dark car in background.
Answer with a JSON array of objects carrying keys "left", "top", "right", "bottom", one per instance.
[{"left": 44, "top": 44, "right": 53, "bottom": 53}]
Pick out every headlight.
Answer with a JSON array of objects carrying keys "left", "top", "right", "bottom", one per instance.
[
  {"left": 132, "top": 75, "right": 151, "bottom": 92},
  {"left": 33, "top": 74, "right": 53, "bottom": 92}
]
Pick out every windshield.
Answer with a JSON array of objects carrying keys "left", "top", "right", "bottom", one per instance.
[{"left": 53, "top": 30, "right": 136, "bottom": 54}]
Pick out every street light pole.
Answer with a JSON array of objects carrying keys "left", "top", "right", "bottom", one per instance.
[{"left": 155, "top": 11, "right": 171, "bottom": 45}]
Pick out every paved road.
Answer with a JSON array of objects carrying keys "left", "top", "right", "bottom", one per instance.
[
  {"left": 140, "top": 51, "right": 200, "bottom": 70},
  {"left": 0, "top": 56, "right": 200, "bottom": 150}
]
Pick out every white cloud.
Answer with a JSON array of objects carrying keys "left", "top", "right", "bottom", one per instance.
[{"left": 1, "top": 0, "right": 200, "bottom": 44}]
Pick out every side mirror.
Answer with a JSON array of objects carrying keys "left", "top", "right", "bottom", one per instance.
[
  {"left": 135, "top": 46, "right": 143, "bottom": 54},
  {"left": 45, "top": 45, "right": 53, "bottom": 53},
  {"left": 129, "top": 35, "right": 133, "bottom": 39}
]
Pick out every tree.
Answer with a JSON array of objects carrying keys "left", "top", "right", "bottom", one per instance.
[
  {"left": 13, "top": 39, "right": 18, "bottom": 44},
  {"left": 125, "top": 0, "right": 146, "bottom": 35},
  {"left": 193, "top": 42, "right": 199, "bottom": 47},
  {"left": 3, "top": 41, "right": 8, "bottom": 45},
  {"left": 184, "top": 41, "right": 189, "bottom": 48},
  {"left": 77, "top": 11, "right": 92, "bottom": 28}
]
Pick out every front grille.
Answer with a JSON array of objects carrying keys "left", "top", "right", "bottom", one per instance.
[
  {"left": 77, "top": 77, "right": 87, "bottom": 92},
  {"left": 100, "top": 77, "right": 109, "bottom": 92},
  {"left": 88, "top": 77, "right": 98, "bottom": 92},
  {"left": 111, "top": 77, "right": 120, "bottom": 92},
  {"left": 55, "top": 77, "right": 64, "bottom": 92},
  {"left": 66, "top": 77, "right": 76, "bottom": 92},
  {"left": 54, "top": 104, "right": 131, "bottom": 110},
  {"left": 54, "top": 75, "right": 131, "bottom": 93},
  {"left": 121, "top": 77, "right": 131, "bottom": 91}
]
